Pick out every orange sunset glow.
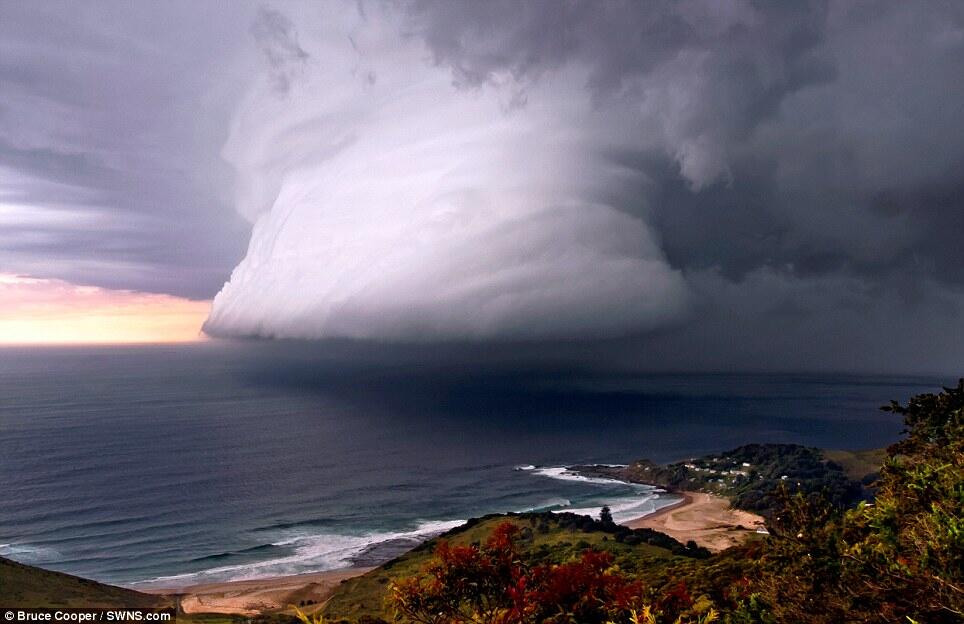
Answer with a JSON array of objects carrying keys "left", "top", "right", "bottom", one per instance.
[{"left": 0, "top": 273, "right": 210, "bottom": 345}]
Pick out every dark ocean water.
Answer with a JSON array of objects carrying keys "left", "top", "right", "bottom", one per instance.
[{"left": 0, "top": 344, "right": 948, "bottom": 586}]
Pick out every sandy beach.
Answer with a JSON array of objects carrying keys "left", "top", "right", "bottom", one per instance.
[
  {"left": 143, "top": 567, "right": 373, "bottom": 615},
  {"left": 624, "top": 491, "right": 766, "bottom": 552}
]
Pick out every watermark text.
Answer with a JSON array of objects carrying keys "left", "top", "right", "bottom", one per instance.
[{"left": 3, "top": 609, "right": 174, "bottom": 623}]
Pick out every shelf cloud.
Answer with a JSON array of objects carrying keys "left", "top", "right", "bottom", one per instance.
[
  {"left": 203, "top": 0, "right": 964, "bottom": 357},
  {"left": 203, "top": 4, "right": 691, "bottom": 340}
]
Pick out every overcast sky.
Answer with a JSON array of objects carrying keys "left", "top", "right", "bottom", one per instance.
[{"left": 1, "top": 0, "right": 962, "bottom": 372}]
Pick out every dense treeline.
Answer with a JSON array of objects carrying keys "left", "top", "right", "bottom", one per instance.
[
  {"left": 756, "top": 379, "right": 964, "bottom": 622},
  {"left": 581, "top": 443, "right": 865, "bottom": 518},
  {"left": 512, "top": 511, "right": 710, "bottom": 558},
  {"left": 724, "top": 444, "right": 863, "bottom": 515}
]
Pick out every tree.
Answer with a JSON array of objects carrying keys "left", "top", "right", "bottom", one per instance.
[
  {"left": 600, "top": 506, "right": 614, "bottom": 526},
  {"left": 841, "top": 378, "right": 964, "bottom": 621},
  {"left": 757, "top": 379, "right": 964, "bottom": 623}
]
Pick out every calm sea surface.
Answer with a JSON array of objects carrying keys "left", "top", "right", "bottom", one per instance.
[{"left": 0, "top": 344, "right": 948, "bottom": 585}]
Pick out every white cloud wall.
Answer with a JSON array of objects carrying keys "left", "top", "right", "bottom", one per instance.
[{"left": 204, "top": 4, "right": 689, "bottom": 341}]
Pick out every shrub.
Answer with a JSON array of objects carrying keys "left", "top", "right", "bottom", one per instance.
[{"left": 389, "top": 521, "right": 647, "bottom": 624}]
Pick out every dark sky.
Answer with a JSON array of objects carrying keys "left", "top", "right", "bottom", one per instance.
[{"left": 1, "top": 1, "right": 962, "bottom": 373}]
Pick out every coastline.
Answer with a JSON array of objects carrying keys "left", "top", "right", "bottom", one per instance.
[
  {"left": 623, "top": 491, "right": 766, "bottom": 552},
  {"left": 636, "top": 491, "right": 693, "bottom": 521},
  {"left": 138, "top": 490, "right": 764, "bottom": 615}
]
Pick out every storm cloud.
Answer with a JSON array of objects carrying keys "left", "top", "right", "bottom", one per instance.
[
  {"left": 0, "top": 0, "right": 253, "bottom": 298},
  {"left": 2, "top": 1, "right": 963, "bottom": 371},
  {"left": 203, "top": 3, "right": 691, "bottom": 340},
  {"left": 402, "top": 0, "right": 964, "bottom": 284}
]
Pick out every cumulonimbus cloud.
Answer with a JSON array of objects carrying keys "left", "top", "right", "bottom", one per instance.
[
  {"left": 203, "top": 3, "right": 690, "bottom": 341},
  {"left": 204, "top": 0, "right": 964, "bottom": 364}
]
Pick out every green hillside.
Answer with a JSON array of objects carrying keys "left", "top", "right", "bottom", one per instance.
[
  {"left": 821, "top": 447, "right": 886, "bottom": 481},
  {"left": 322, "top": 511, "right": 704, "bottom": 622},
  {"left": 578, "top": 442, "right": 880, "bottom": 517},
  {"left": 0, "top": 556, "right": 171, "bottom": 609}
]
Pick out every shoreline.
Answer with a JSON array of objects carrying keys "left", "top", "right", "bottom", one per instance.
[
  {"left": 622, "top": 491, "right": 766, "bottom": 552},
  {"left": 141, "top": 567, "right": 373, "bottom": 615},
  {"left": 636, "top": 491, "right": 693, "bottom": 521},
  {"left": 137, "top": 490, "right": 762, "bottom": 614}
]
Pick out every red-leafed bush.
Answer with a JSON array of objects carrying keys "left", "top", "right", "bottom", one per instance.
[
  {"left": 517, "top": 549, "right": 644, "bottom": 623},
  {"left": 389, "top": 521, "right": 646, "bottom": 624}
]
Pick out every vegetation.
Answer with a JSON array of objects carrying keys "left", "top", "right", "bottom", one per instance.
[
  {"left": 390, "top": 522, "right": 644, "bottom": 624},
  {"left": 336, "top": 380, "right": 962, "bottom": 623},
  {"left": 322, "top": 512, "right": 707, "bottom": 622},
  {"left": 349, "top": 527, "right": 763, "bottom": 624},
  {"left": 822, "top": 447, "right": 887, "bottom": 482},
  {"left": 756, "top": 379, "right": 964, "bottom": 622},
  {"left": 0, "top": 555, "right": 170, "bottom": 609},
  {"left": 0, "top": 557, "right": 280, "bottom": 624},
  {"left": 580, "top": 443, "right": 869, "bottom": 518}
]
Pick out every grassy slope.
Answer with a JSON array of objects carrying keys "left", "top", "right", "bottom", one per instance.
[
  {"left": 322, "top": 514, "right": 687, "bottom": 623},
  {"left": 0, "top": 556, "right": 171, "bottom": 609},
  {"left": 0, "top": 557, "right": 249, "bottom": 624},
  {"left": 822, "top": 448, "right": 886, "bottom": 481}
]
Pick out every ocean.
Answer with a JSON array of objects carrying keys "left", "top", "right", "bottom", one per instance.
[{"left": 0, "top": 344, "right": 947, "bottom": 586}]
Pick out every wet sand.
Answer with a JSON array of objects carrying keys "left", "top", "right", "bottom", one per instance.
[{"left": 143, "top": 567, "right": 373, "bottom": 615}]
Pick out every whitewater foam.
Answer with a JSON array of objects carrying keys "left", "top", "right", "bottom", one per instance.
[
  {"left": 522, "top": 497, "right": 572, "bottom": 512},
  {"left": 523, "top": 465, "right": 679, "bottom": 523},
  {"left": 530, "top": 466, "right": 640, "bottom": 487},
  {"left": 132, "top": 519, "right": 464, "bottom": 587},
  {"left": 0, "top": 542, "right": 60, "bottom": 563},
  {"left": 132, "top": 466, "right": 673, "bottom": 586}
]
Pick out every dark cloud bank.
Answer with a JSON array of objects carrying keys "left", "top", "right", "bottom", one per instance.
[
  {"left": 0, "top": 1, "right": 254, "bottom": 298},
  {"left": 405, "top": 0, "right": 964, "bottom": 285},
  {"left": 2, "top": 1, "right": 963, "bottom": 373}
]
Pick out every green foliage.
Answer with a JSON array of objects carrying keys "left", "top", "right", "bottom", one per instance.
[
  {"left": 292, "top": 607, "right": 328, "bottom": 624},
  {"left": 843, "top": 379, "right": 963, "bottom": 620},
  {"left": 884, "top": 379, "right": 964, "bottom": 457},
  {"left": 822, "top": 447, "right": 887, "bottom": 482},
  {"left": 755, "top": 379, "right": 964, "bottom": 623},
  {"left": 606, "top": 604, "right": 720, "bottom": 624},
  {"left": 580, "top": 443, "right": 865, "bottom": 518}
]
